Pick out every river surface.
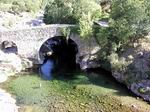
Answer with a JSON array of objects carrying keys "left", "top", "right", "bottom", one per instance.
[
  {"left": 0, "top": 59, "right": 150, "bottom": 112},
  {"left": 0, "top": 70, "right": 150, "bottom": 112}
]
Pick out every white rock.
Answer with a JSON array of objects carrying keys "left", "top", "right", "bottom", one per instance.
[
  {"left": 0, "top": 72, "right": 8, "bottom": 83},
  {"left": 0, "top": 51, "right": 22, "bottom": 73}
]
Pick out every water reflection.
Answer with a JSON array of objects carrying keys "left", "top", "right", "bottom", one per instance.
[{"left": 40, "top": 59, "right": 54, "bottom": 80}]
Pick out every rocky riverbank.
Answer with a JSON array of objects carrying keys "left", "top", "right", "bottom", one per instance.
[
  {"left": 0, "top": 88, "right": 19, "bottom": 112},
  {"left": 110, "top": 38, "right": 150, "bottom": 102},
  {"left": 0, "top": 50, "right": 34, "bottom": 112},
  {"left": 0, "top": 50, "right": 33, "bottom": 83}
]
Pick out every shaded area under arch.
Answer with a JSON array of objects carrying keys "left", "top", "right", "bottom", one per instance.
[{"left": 39, "top": 36, "right": 79, "bottom": 76}]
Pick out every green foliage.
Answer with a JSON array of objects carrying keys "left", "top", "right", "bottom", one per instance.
[
  {"left": 60, "top": 27, "right": 71, "bottom": 39},
  {"left": 108, "top": 52, "right": 131, "bottom": 72},
  {"left": 11, "top": 1, "right": 26, "bottom": 13},
  {"left": 79, "top": 13, "right": 94, "bottom": 38},
  {"left": 44, "top": 0, "right": 102, "bottom": 38},
  {"left": 110, "top": 0, "right": 150, "bottom": 44},
  {"left": 95, "top": 0, "right": 150, "bottom": 49},
  {"left": 44, "top": 0, "right": 76, "bottom": 24},
  {"left": 73, "top": 0, "right": 102, "bottom": 21},
  {"left": 24, "top": 0, "right": 42, "bottom": 12},
  {"left": 0, "top": 3, "right": 12, "bottom": 12},
  {"left": 93, "top": 0, "right": 150, "bottom": 72},
  {"left": 76, "top": 0, "right": 102, "bottom": 38},
  {"left": 0, "top": 0, "right": 43, "bottom": 13}
]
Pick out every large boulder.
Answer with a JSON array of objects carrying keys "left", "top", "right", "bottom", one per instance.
[
  {"left": 110, "top": 38, "right": 150, "bottom": 102},
  {"left": 0, "top": 50, "right": 33, "bottom": 83},
  {"left": 0, "top": 50, "right": 22, "bottom": 74}
]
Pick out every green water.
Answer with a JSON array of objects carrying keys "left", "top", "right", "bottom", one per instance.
[{"left": 1, "top": 72, "right": 150, "bottom": 112}]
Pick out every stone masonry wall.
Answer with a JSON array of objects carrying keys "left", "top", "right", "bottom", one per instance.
[
  {"left": 0, "top": 24, "right": 74, "bottom": 64},
  {"left": 0, "top": 24, "right": 100, "bottom": 69}
]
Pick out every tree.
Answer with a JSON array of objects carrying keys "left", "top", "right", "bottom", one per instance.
[
  {"left": 43, "top": 0, "right": 102, "bottom": 25},
  {"left": 44, "top": 0, "right": 77, "bottom": 24},
  {"left": 109, "top": 0, "right": 150, "bottom": 45},
  {"left": 44, "top": 0, "right": 102, "bottom": 39}
]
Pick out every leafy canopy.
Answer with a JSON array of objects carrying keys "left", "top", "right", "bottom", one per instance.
[{"left": 109, "top": 0, "right": 150, "bottom": 44}]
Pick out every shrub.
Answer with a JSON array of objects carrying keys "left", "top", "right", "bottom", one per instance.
[
  {"left": 11, "top": 1, "right": 26, "bottom": 13},
  {"left": 0, "top": 3, "right": 12, "bottom": 12},
  {"left": 44, "top": 0, "right": 76, "bottom": 24},
  {"left": 0, "top": 0, "right": 43, "bottom": 13},
  {"left": 108, "top": 52, "right": 131, "bottom": 72},
  {"left": 109, "top": 0, "right": 150, "bottom": 45},
  {"left": 93, "top": 0, "right": 150, "bottom": 68},
  {"left": 24, "top": 0, "right": 42, "bottom": 12},
  {"left": 77, "top": 0, "right": 102, "bottom": 38},
  {"left": 44, "top": 0, "right": 102, "bottom": 25},
  {"left": 44, "top": 0, "right": 102, "bottom": 39},
  {"left": 73, "top": 0, "right": 102, "bottom": 22},
  {"left": 95, "top": 0, "right": 150, "bottom": 50}
]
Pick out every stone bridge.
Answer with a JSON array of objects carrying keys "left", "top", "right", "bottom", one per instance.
[{"left": 0, "top": 24, "right": 100, "bottom": 69}]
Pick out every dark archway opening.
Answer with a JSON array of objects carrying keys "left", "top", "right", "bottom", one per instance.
[
  {"left": 1, "top": 41, "right": 18, "bottom": 54},
  {"left": 39, "top": 36, "right": 79, "bottom": 79}
]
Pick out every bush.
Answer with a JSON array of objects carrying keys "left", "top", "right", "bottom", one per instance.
[
  {"left": 11, "top": 1, "right": 26, "bottom": 13},
  {"left": 0, "top": 0, "right": 43, "bottom": 13},
  {"left": 44, "top": 0, "right": 102, "bottom": 39},
  {"left": 109, "top": 0, "right": 150, "bottom": 44},
  {"left": 24, "top": 0, "right": 42, "bottom": 12},
  {"left": 0, "top": 3, "right": 12, "bottom": 12},
  {"left": 76, "top": 0, "right": 102, "bottom": 38},
  {"left": 44, "top": 0, "right": 102, "bottom": 25},
  {"left": 94, "top": 0, "right": 150, "bottom": 68},
  {"left": 44, "top": 0, "right": 76, "bottom": 24}
]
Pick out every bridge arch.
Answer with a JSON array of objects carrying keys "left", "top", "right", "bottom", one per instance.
[
  {"left": 38, "top": 36, "right": 78, "bottom": 61},
  {"left": 38, "top": 36, "right": 78, "bottom": 72}
]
